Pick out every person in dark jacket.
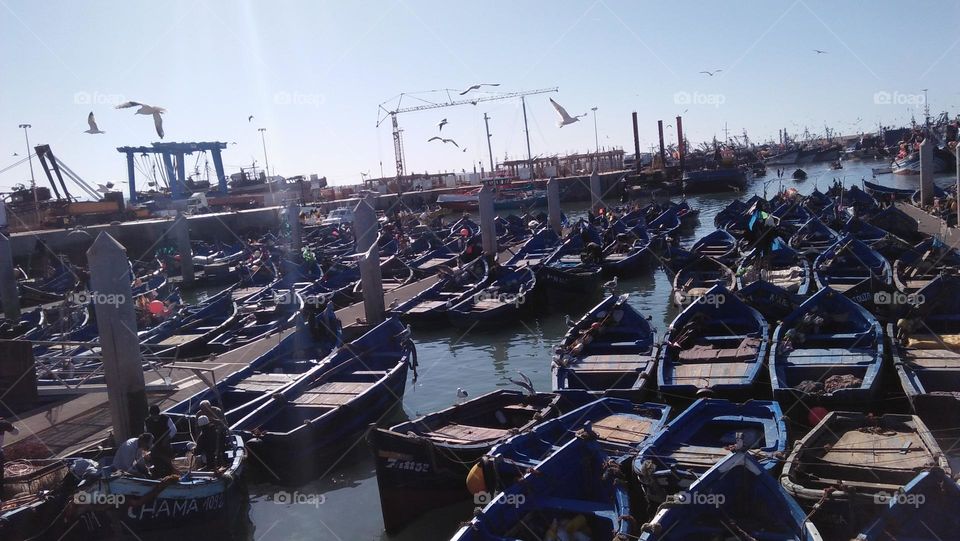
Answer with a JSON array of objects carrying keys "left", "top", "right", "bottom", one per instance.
[
  {"left": 144, "top": 405, "right": 177, "bottom": 477},
  {"left": 195, "top": 415, "right": 225, "bottom": 471}
]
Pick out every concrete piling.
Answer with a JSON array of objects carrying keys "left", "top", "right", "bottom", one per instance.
[
  {"left": 172, "top": 213, "right": 194, "bottom": 286},
  {"left": 547, "top": 177, "right": 561, "bottom": 234},
  {"left": 590, "top": 169, "right": 602, "bottom": 211},
  {"left": 0, "top": 234, "right": 21, "bottom": 320},
  {"left": 359, "top": 240, "right": 385, "bottom": 325},
  {"left": 353, "top": 198, "right": 378, "bottom": 253},
  {"left": 478, "top": 185, "right": 498, "bottom": 257},
  {"left": 920, "top": 137, "right": 934, "bottom": 206},
  {"left": 87, "top": 232, "right": 147, "bottom": 444}
]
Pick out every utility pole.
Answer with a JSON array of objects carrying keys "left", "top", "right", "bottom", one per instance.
[
  {"left": 521, "top": 96, "right": 533, "bottom": 179},
  {"left": 591, "top": 107, "right": 599, "bottom": 154},
  {"left": 483, "top": 113, "right": 495, "bottom": 176},
  {"left": 258, "top": 127, "right": 270, "bottom": 178}
]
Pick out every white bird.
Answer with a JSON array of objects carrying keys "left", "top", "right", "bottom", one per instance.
[
  {"left": 564, "top": 314, "right": 575, "bottom": 327},
  {"left": 438, "top": 118, "right": 448, "bottom": 131},
  {"left": 12, "top": 152, "right": 18, "bottom": 156},
  {"left": 603, "top": 276, "right": 618, "bottom": 294},
  {"left": 813, "top": 49, "right": 828, "bottom": 54},
  {"left": 388, "top": 298, "right": 399, "bottom": 309},
  {"left": 115, "top": 101, "right": 166, "bottom": 138},
  {"left": 459, "top": 83, "right": 500, "bottom": 96},
  {"left": 428, "top": 136, "right": 459, "bottom": 148},
  {"left": 95, "top": 182, "right": 115, "bottom": 193},
  {"left": 508, "top": 371, "right": 536, "bottom": 396},
  {"left": 549, "top": 98, "right": 586, "bottom": 127},
  {"left": 699, "top": 70, "right": 722, "bottom": 76},
  {"left": 456, "top": 388, "right": 468, "bottom": 400},
  {"left": 84, "top": 112, "right": 105, "bottom": 134}
]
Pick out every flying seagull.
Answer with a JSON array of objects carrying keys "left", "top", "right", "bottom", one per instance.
[
  {"left": 96, "top": 182, "right": 115, "bottom": 193},
  {"left": 428, "top": 136, "right": 459, "bottom": 148},
  {"left": 459, "top": 83, "right": 500, "bottom": 96},
  {"left": 549, "top": 98, "right": 586, "bottom": 127},
  {"left": 12, "top": 152, "right": 17, "bottom": 157},
  {"left": 438, "top": 118, "right": 448, "bottom": 131},
  {"left": 84, "top": 112, "right": 105, "bottom": 134},
  {"left": 115, "top": 101, "right": 166, "bottom": 138},
  {"left": 813, "top": 49, "right": 828, "bottom": 54},
  {"left": 248, "top": 115, "right": 254, "bottom": 122},
  {"left": 699, "top": 70, "right": 722, "bottom": 76}
]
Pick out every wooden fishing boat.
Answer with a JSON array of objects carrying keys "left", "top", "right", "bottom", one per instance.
[
  {"left": 552, "top": 294, "right": 658, "bottom": 400},
  {"left": 803, "top": 188, "right": 833, "bottom": 214},
  {"left": 736, "top": 279, "right": 799, "bottom": 323},
  {"left": 139, "top": 286, "right": 240, "bottom": 358},
  {"left": 714, "top": 199, "right": 749, "bottom": 232},
  {"left": 780, "top": 412, "right": 950, "bottom": 512},
  {"left": 638, "top": 452, "right": 823, "bottom": 541},
  {"left": 659, "top": 284, "right": 768, "bottom": 399},
  {"left": 792, "top": 168, "right": 807, "bottom": 180},
  {"left": 504, "top": 227, "right": 561, "bottom": 267},
  {"left": 682, "top": 168, "right": 747, "bottom": 193},
  {"left": 868, "top": 205, "right": 926, "bottom": 244},
  {"left": 893, "top": 237, "right": 960, "bottom": 293},
  {"left": 647, "top": 206, "right": 681, "bottom": 237},
  {"left": 633, "top": 399, "right": 787, "bottom": 503},
  {"left": 891, "top": 274, "right": 960, "bottom": 429},
  {"left": 481, "top": 397, "right": 670, "bottom": 494},
  {"left": 738, "top": 239, "right": 812, "bottom": 296},
  {"left": 234, "top": 318, "right": 415, "bottom": 483},
  {"left": 448, "top": 265, "right": 537, "bottom": 329},
  {"left": 863, "top": 180, "right": 914, "bottom": 200},
  {"left": 770, "top": 288, "right": 884, "bottom": 408},
  {"left": 671, "top": 256, "right": 736, "bottom": 307},
  {"left": 388, "top": 257, "right": 488, "bottom": 326},
  {"left": 813, "top": 235, "right": 892, "bottom": 293},
  {"left": 789, "top": 218, "right": 839, "bottom": 257},
  {"left": 206, "top": 280, "right": 314, "bottom": 353},
  {"left": 600, "top": 225, "right": 656, "bottom": 276},
  {"left": 0, "top": 459, "right": 71, "bottom": 541},
  {"left": 369, "top": 389, "right": 566, "bottom": 533},
  {"left": 537, "top": 225, "right": 604, "bottom": 305},
  {"left": 855, "top": 468, "right": 960, "bottom": 541},
  {"left": 771, "top": 201, "right": 813, "bottom": 236},
  {"left": 451, "top": 437, "right": 633, "bottom": 541},
  {"left": 690, "top": 229, "right": 738, "bottom": 262}
]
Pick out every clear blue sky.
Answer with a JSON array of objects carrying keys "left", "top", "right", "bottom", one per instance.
[{"left": 2, "top": 0, "right": 958, "bottom": 193}]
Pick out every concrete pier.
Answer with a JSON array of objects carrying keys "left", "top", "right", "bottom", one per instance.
[
  {"left": 353, "top": 198, "right": 378, "bottom": 253},
  {"left": 547, "top": 177, "right": 561, "bottom": 234},
  {"left": 478, "top": 185, "right": 498, "bottom": 257},
  {"left": 172, "top": 213, "right": 194, "bottom": 286},
  {"left": 920, "top": 137, "right": 934, "bottom": 206},
  {"left": 358, "top": 241, "right": 385, "bottom": 325},
  {"left": 87, "top": 232, "right": 147, "bottom": 444},
  {"left": 0, "top": 234, "right": 21, "bottom": 320},
  {"left": 590, "top": 169, "right": 603, "bottom": 211}
]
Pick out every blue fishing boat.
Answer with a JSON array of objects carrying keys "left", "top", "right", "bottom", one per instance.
[
  {"left": 780, "top": 412, "right": 950, "bottom": 514},
  {"left": 855, "top": 468, "right": 960, "bottom": 541},
  {"left": 482, "top": 397, "right": 670, "bottom": 494},
  {"left": 789, "top": 218, "right": 839, "bottom": 257},
  {"left": 671, "top": 256, "right": 736, "bottom": 307},
  {"left": 448, "top": 265, "right": 537, "bottom": 328},
  {"left": 451, "top": 437, "right": 633, "bottom": 541},
  {"left": 552, "top": 294, "right": 658, "bottom": 400},
  {"left": 369, "top": 389, "right": 567, "bottom": 533},
  {"left": 736, "top": 279, "right": 800, "bottom": 323},
  {"left": 803, "top": 188, "right": 833, "bottom": 213},
  {"left": 738, "top": 239, "right": 812, "bottom": 296},
  {"left": 714, "top": 198, "right": 749, "bottom": 231},
  {"left": 891, "top": 274, "right": 960, "bottom": 430},
  {"left": 388, "top": 257, "right": 488, "bottom": 326},
  {"left": 647, "top": 206, "right": 681, "bottom": 237},
  {"left": 771, "top": 201, "right": 814, "bottom": 234},
  {"left": 893, "top": 237, "right": 960, "bottom": 293},
  {"left": 504, "top": 226, "right": 561, "bottom": 267},
  {"left": 207, "top": 281, "right": 307, "bottom": 352},
  {"left": 638, "top": 452, "right": 823, "bottom": 541},
  {"left": 139, "top": 286, "right": 240, "bottom": 358},
  {"left": 659, "top": 284, "right": 768, "bottom": 399},
  {"left": 770, "top": 288, "right": 884, "bottom": 408},
  {"left": 862, "top": 179, "right": 914, "bottom": 200},
  {"left": 600, "top": 224, "right": 656, "bottom": 276},
  {"left": 537, "top": 224, "right": 604, "bottom": 304},
  {"left": 234, "top": 318, "right": 415, "bottom": 483},
  {"left": 813, "top": 235, "right": 892, "bottom": 292},
  {"left": 633, "top": 399, "right": 787, "bottom": 503},
  {"left": 682, "top": 168, "right": 747, "bottom": 194},
  {"left": 690, "top": 229, "right": 738, "bottom": 262}
]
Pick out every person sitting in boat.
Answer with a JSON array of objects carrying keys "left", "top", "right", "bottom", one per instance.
[
  {"left": 144, "top": 404, "right": 177, "bottom": 477},
  {"left": 198, "top": 399, "right": 227, "bottom": 426},
  {"left": 195, "top": 415, "right": 226, "bottom": 471},
  {"left": 113, "top": 433, "right": 154, "bottom": 477},
  {"left": 581, "top": 242, "right": 604, "bottom": 265},
  {"left": 896, "top": 315, "right": 922, "bottom": 346}
]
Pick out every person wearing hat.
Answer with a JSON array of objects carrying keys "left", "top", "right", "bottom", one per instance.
[
  {"left": 195, "top": 415, "right": 225, "bottom": 471},
  {"left": 198, "top": 399, "right": 226, "bottom": 426}
]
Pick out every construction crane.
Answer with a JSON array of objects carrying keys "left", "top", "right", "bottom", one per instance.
[{"left": 376, "top": 87, "right": 558, "bottom": 180}]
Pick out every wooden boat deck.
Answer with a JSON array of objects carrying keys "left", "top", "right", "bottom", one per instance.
[
  {"left": 819, "top": 429, "right": 931, "bottom": 471},
  {"left": 571, "top": 353, "right": 652, "bottom": 373},
  {"left": 293, "top": 378, "right": 383, "bottom": 406},
  {"left": 592, "top": 414, "right": 656, "bottom": 444},
  {"left": 663, "top": 444, "right": 731, "bottom": 468},
  {"left": 783, "top": 348, "right": 875, "bottom": 366},
  {"left": 234, "top": 372, "right": 302, "bottom": 392},
  {"left": 423, "top": 424, "right": 511, "bottom": 444}
]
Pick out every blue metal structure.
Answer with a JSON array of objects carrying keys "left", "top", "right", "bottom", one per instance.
[{"left": 117, "top": 141, "right": 228, "bottom": 203}]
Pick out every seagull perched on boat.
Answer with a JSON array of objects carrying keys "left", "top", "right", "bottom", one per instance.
[
  {"left": 459, "top": 83, "right": 500, "bottom": 96},
  {"left": 813, "top": 49, "right": 828, "bottom": 54},
  {"left": 456, "top": 388, "right": 468, "bottom": 401},
  {"left": 549, "top": 98, "right": 586, "bottom": 127},
  {"left": 564, "top": 314, "right": 575, "bottom": 327},
  {"left": 388, "top": 298, "right": 399, "bottom": 310},
  {"left": 428, "top": 136, "right": 459, "bottom": 148},
  {"left": 437, "top": 118, "right": 448, "bottom": 131},
  {"left": 603, "top": 276, "right": 618, "bottom": 295},
  {"left": 115, "top": 101, "right": 166, "bottom": 138},
  {"left": 698, "top": 70, "right": 722, "bottom": 76},
  {"left": 84, "top": 112, "right": 105, "bottom": 134}
]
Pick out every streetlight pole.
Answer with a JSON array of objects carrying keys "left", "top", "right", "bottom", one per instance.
[
  {"left": 591, "top": 107, "right": 599, "bottom": 155},
  {"left": 483, "top": 113, "right": 495, "bottom": 177},
  {"left": 257, "top": 128, "right": 270, "bottom": 179},
  {"left": 18, "top": 124, "right": 36, "bottom": 205}
]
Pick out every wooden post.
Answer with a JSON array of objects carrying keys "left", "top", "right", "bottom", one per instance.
[
  {"left": 590, "top": 169, "right": 602, "bottom": 211},
  {"left": 353, "top": 198, "right": 377, "bottom": 253},
  {"left": 547, "top": 177, "right": 561, "bottom": 234},
  {"left": 0, "top": 234, "right": 20, "bottom": 320},
  {"left": 172, "top": 213, "right": 194, "bottom": 286},
  {"left": 956, "top": 146, "right": 959, "bottom": 227},
  {"left": 87, "top": 232, "right": 147, "bottom": 444},
  {"left": 478, "top": 185, "right": 498, "bottom": 257},
  {"left": 359, "top": 240, "right": 385, "bottom": 325},
  {"left": 920, "top": 137, "right": 934, "bottom": 207}
]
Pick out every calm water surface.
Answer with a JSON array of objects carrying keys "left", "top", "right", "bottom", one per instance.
[{"left": 245, "top": 160, "right": 951, "bottom": 541}]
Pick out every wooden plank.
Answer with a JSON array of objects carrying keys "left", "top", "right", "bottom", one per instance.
[
  {"left": 425, "top": 424, "right": 510, "bottom": 442},
  {"left": 820, "top": 430, "right": 930, "bottom": 470},
  {"left": 592, "top": 414, "right": 654, "bottom": 444}
]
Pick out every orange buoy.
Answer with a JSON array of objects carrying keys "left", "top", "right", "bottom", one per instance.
[{"left": 465, "top": 462, "right": 486, "bottom": 495}]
